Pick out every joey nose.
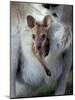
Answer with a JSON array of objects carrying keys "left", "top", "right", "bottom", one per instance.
[{"left": 37, "top": 45, "right": 41, "bottom": 50}]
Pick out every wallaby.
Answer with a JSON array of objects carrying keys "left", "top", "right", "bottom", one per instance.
[{"left": 27, "top": 15, "right": 53, "bottom": 76}]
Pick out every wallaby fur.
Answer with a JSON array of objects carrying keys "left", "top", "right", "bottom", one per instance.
[{"left": 10, "top": 2, "right": 72, "bottom": 98}]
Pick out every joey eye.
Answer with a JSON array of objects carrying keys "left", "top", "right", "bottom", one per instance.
[
  {"left": 42, "top": 34, "right": 45, "bottom": 39},
  {"left": 32, "top": 34, "right": 35, "bottom": 39},
  {"left": 43, "top": 24, "right": 47, "bottom": 27}
]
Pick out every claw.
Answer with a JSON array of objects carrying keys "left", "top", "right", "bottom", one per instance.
[{"left": 46, "top": 69, "right": 51, "bottom": 76}]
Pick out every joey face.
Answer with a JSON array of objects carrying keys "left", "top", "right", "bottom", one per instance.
[
  {"left": 31, "top": 24, "right": 49, "bottom": 56},
  {"left": 27, "top": 15, "right": 52, "bottom": 57}
]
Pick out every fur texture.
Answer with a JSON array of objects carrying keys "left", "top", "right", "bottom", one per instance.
[{"left": 10, "top": 2, "right": 72, "bottom": 98}]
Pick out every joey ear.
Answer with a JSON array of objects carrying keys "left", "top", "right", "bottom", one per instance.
[
  {"left": 43, "top": 15, "right": 52, "bottom": 28},
  {"left": 27, "top": 15, "right": 35, "bottom": 28}
]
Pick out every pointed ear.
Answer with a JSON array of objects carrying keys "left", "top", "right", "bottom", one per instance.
[
  {"left": 27, "top": 15, "right": 35, "bottom": 28},
  {"left": 43, "top": 15, "right": 52, "bottom": 29}
]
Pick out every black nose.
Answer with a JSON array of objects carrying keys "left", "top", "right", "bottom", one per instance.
[
  {"left": 37, "top": 45, "right": 41, "bottom": 50},
  {"left": 43, "top": 4, "right": 50, "bottom": 9}
]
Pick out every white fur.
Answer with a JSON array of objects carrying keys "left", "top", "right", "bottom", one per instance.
[{"left": 44, "top": 18, "right": 72, "bottom": 80}]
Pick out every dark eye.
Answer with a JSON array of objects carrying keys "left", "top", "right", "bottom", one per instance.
[
  {"left": 42, "top": 34, "right": 45, "bottom": 39},
  {"left": 32, "top": 34, "right": 35, "bottom": 39},
  {"left": 43, "top": 4, "right": 50, "bottom": 9},
  {"left": 52, "top": 13, "right": 58, "bottom": 17}
]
